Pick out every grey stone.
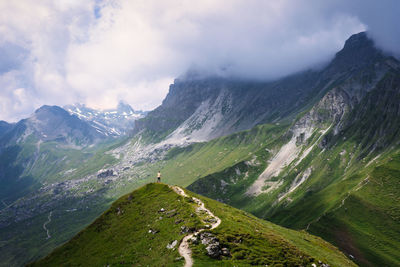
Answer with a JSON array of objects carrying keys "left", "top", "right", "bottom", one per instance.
[{"left": 167, "top": 240, "right": 178, "bottom": 249}]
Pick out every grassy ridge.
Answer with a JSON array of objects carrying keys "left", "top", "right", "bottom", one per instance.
[
  {"left": 31, "top": 183, "right": 354, "bottom": 267},
  {"left": 30, "top": 183, "right": 202, "bottom": 267}
]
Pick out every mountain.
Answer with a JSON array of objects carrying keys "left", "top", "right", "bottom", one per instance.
[
  {"left": 0, "top": 105, "right": 115, "bottom": 219},
  {"left": 133, "top": 32, "right": 394, "bottom": 145},
  {"left": 0, "top": 121, "right": 13, "bottom": 139},
  {"left": 2, "top": 32, "right": 399, "bottom": 267},
  {"left": 64, "top": 102, "right": 147, "bottom": 137},
  {"left": 184, "top": 32, "right": 400, "bottom": 266},
  {"left": 133, "top": 71, "right": 322, "bottom": 143},
  {"left": 1, "top": 105, "right": 106, "bottom": 148},
  {"left": 30, "top": 183, "right": 354, "bottom": 267}
]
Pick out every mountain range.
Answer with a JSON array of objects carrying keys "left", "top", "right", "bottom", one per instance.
[
  {"left": 64, "top": 102, "right": 147, "bottom": 137},
  {"left": 0, "top": 32, "right": 399, "bottom": 266}
]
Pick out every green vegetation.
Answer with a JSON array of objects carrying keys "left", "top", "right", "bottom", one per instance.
[
  {"left": 160, "top": 123, "right": 288, "bottom": 187},
  {"left": 185, "top": 99, "right": 400, "bottom": 267},
  {"left": 4, "top": 67, "right": 400, "bottom": 266},
  {"left": 0, "top": 198, "right": 109, "bottom": 267},
  {"left": 190, "top": 189, "right": 355, "bottom": 267},
  {"left": 31, "top": 183, "right": 354, "bottom": 266},
  {"left": 30, "top": 183, "right": 202, "bottom": 267},
  {"left": 308, "top": 152, "right": 400, "bottom": 267}
]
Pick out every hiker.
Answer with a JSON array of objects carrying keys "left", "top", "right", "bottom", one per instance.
[{"left": 157, "top": 171, "right": 161, "bottom": 183}]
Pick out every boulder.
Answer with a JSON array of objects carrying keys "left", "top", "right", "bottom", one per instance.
[
  {"left": 221, "top": 247, "right": 230, "bottom": 256},
  {"left": 199, "top": 232, "right": 222, "bottom": 259},
  {"left": 166, "top": 240, "right": 178, "bottom": 249},
  {"left": 206, "top": 243, "right": 221, "bottom": 259}
]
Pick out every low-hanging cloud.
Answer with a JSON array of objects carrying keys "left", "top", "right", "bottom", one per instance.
[{"left": 0, "top": 0, "right": 399, "bottom": 122}]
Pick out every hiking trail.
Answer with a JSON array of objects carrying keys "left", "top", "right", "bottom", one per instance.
[
  {"left": 170, "top": 186, "right": 221, "bottom": 267},
  {"left": 43, "top": 211, "right": 53, "bottom": 239}
]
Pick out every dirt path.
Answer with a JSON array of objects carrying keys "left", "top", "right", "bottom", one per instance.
[
  {"left": 170, "top": 186, "right": 221, "bottom": 267},
  {"left": 43, "top": 211, "right": 53, "bottom": 239}
]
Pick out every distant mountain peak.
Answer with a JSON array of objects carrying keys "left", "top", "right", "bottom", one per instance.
[
  {"left": 0, "top": 105, "right": 106, "bottom": 147},
  {"left": 116, "top": 101, "right": 135, "bottom": 114},
  {"left": 64, "top": 102, "right": 147, "bottom": 137},
  {"left": 34, "top": 105, "right": 65, "bottom": 114}
]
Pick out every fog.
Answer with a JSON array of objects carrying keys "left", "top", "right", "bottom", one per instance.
[{"left": 0, "top": 0, "right": 399, "bottom": 121}]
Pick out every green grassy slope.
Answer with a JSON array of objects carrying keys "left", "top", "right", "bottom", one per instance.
[
  {"left": 188, "top": 132, "right": 400, "bottom": 266},
  {"left": 306, "top": 152, "right": 400, "bottom": 267},
  {"left": 159, "top": 123, "right": 288, "bottom": 187},
  {"left": 31, "top": 183, "right": 354, "bottom": 267}
]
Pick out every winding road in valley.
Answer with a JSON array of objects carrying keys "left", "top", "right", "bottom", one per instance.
[{"left": 170, "top": 186, "right": 221, "bottom": 267}]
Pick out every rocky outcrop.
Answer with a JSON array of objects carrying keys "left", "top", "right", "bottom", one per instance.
[
  {"left": 97, "top": 169, "right": 115, "bottom": 178},
  {"left": 199, "top": 232, "right": 221, "bottom": 258}
]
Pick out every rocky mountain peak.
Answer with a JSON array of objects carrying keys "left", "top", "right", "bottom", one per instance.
[
  {"left": 64, "top": 102, "right": 146, "bottom": 137},
  {"left": 34, "top": 105, "right": 67, "bottom": 117},
  {"left": 342, "top": 31, "right": 371, "bottom": 50},
  {"left": 24, "top": 105, "right": 105, "bottom": 145},
  {"left": 116, "top": 101, "right": 135, "bottom": 114},
  {"left": 327, "top": 31, "right": 384, "bottom": 73}
]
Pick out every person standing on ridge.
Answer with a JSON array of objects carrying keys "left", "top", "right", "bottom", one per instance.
[{"left": 157, "top": 171, "right": 161, "bottom": 183}]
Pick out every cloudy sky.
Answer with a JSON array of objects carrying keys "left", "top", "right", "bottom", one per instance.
[{"left": 0, "top": 0, "right": 399, "bottom": 122}]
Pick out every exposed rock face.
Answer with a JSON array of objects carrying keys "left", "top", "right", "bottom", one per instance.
[
  {"left": 325, "top": 32, "right": 384, "bottom": 76},
  {"left": 191, "top": 31, "right": 400, "bottom": 202},
  {"left": 133, "top": 32, "right": 396, "bottom": 146},
  {"left": 133, "top": 71, "right": 324, "bottom": 142},
  {"left": 339, "top": 71, "right": 400, "bottom": 153}
]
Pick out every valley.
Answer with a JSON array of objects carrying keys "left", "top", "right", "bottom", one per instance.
[{"left": 0, "top": 32, "right": 399, "bottom": 266}]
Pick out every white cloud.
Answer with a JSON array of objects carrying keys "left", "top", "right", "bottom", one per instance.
[{"left": 0, "top": 0, "right": 398, "bottom": 122}]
